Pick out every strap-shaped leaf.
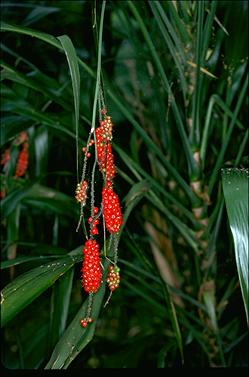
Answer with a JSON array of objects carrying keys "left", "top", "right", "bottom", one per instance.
[
  {"left": 222, "top": 168, "right": 248, "bottom": 323},
  {"left": 57, "top": 35, "right": 80, "bottom": 181},
  {"left": 1, "top": 249, "right": 81, "bottom": 327}
]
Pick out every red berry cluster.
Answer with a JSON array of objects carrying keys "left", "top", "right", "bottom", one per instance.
[
  {"left": 102, "top": 187, "right": 122, "bottom": 233},
  {"left": 80, "top": 317, "right": 93, "bottom": 328},
  {"left": 0, "top": 148, "right": 10, "bottom": 166},
  {"left": 1, "top": 132, "right": 29, "bottom": 200},
  {"left": 95, "top": 115, "right": 116, "bottom": 183},
  {"left": 75, "top": 180, "right": 88, "bottom": 204},
  {"left": 1, "top": 132, "right": 29, "bottom": 179},
  {"left": 14, "top": 142, "right": 29, "bottom": 178},
  {"left": 81, "top": 239, "right": 102, "bottom": 293},
  {"left": 107, "top": 265, "right": 120, "bottom": 291},
  {"left": 77, "top": 107, "right": 122, "bottom": 328}
]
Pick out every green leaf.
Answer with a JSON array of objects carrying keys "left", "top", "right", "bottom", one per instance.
[
  {"left": 222, "top": 168, "right": 249, "bottom": 323},
  {"left": 209, "top": 76, "right": 248, "bottom": 195},
  {"left": 0, "top": 22, "right": 94, "bottom": 78},
  {"left": 1, "top": 62, "right": 66, "bottom": 104},
  {"left": 57, "top": 35, "right": 80, "bottom": 181},
  {"left": 34, "top": 126, "right": 48, "bottom": 177},
  {"left": 2, "top": 101, "right": 75, "bottom": 139},
  {"left": 1, "top": 255, "right": 65, "bottom": 269},
  {"left": 161, "top": 282, "right": 184, "bottom": 363},
  {"left": 1, "top": 183, "right": 77, "bottom": 218},
  {"left": 23, "top": 6, "right": 59, "bottom": 26},
  {"left": 1, "top": 254, "right": 77, "bottom": 327},
  {"left": 47, "top": 269, "right": 74, "bottom": 356}
]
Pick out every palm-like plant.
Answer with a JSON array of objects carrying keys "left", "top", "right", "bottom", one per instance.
[{"left": 1, "top": 0, "right": 248, "bottom": 368}]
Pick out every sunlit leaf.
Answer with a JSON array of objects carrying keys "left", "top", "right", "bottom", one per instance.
[
  {"left": 1, "top": 249, "right": 81, "bottom": 327},
  {"left": 222, "top": 168, "right": 249, "bottom": 323}
]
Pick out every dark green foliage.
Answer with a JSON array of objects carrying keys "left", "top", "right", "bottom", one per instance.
[{"left": 1, "top": 0, "right": 248, "bottom": 369}]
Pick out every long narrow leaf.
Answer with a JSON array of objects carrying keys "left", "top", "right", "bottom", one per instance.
[
  {"left": 1, "top": 255, "right": 76, "bottom": 327},
  {"left": 47, "top": 269, "right": 74, "bottom": 356},
  {"left": 57, "top": 35, "right": 80, "bottom": 181},
  {"left": 222, "top": 168, "right": 248, "bottom": 323}
]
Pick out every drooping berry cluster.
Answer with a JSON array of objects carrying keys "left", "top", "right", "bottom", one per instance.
[
  {"left": 80, "top": 317, "right": 93, "bottom": 328},
  {"left": 14, "top": 141, "right": 29, "bottom": 178},
  {"left": 95, "top": 114, "right": 116, "bottom": 183},
  {"left": 102, "top": 187, "right": 122, "bottom": 234},
  {"left": 81, "top": 239, "right": 102, "bottom": 293},
  {"left": 0, "top": 148, "right": 10, "bottom": 166},
  {"left": 77, "top": 106, "right": 122, "bottom": 328},
  {"left": 75, "top": 180, "right": 88, "bottom": 204},
  {"left": 107, "top": 265, "right": 120, "bottom": 291},
  {"left": 1, "top": 131, "right": 29, "bottom": 181}
]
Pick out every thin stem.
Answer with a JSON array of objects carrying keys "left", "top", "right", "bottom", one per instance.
[
  {"left": 208, "top": 75, "right": 248, "bottom": 196},
  {"left": 235, "top": 129, "right": 248, "bottom": 167},
  {"left": 190, "top": 1, "right": 204, "bottom": 146},
  {"left": 91, "top": 0, "right": 106, "bottom": 164},
  {"left": 200, "top": 94, "right": 246, "bottom": 169}
]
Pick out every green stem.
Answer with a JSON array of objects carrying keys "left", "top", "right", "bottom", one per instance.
[
  {"left": 235, "top": 129, "right": 248, "bottom": 167},
  {"left": 208, "top": 75, "right": 248, "bottom": 196},
  {"left": 200, "top": 94, "right": 246, "bottom": 169},
  {"left": 91, "top": 1, "right": 106, "bottom": 138},
  {"left": 190, "top": 0, "right": 204, "bottom": 146}
]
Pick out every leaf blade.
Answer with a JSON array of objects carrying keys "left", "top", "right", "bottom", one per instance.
[
  {"left": 57, "top": 35, "right": 80, "bottom": 181},
  {"left": 222, "top": 168, "right": 249, "bottom": 323},
  {"left": 0, "top": 250, "right": 80, "bottom": 327}
]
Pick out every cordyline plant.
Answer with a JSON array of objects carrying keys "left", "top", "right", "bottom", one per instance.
[{"left": 1, "top": 0, "right": 248, "bottom": 369}]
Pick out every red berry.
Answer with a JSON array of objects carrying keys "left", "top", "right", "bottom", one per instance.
[
  {"left": 90, "top": 227, "right": 99, "bottom": 235},
  {"left": 80, "top": 319, "right": 88, "bottom": 328},
  {"left": 93, "top": 207, "right": 99, "bottom": 214}
]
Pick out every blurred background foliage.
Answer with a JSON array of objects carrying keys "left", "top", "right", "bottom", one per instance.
[{"left": 1, "top": 0, "right": 248, "bottom": 369}]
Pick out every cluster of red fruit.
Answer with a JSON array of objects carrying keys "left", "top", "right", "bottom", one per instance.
[
  {"left": 1, "top": 132, "right": 29, "bottom": 199},
  {"left": 81, "top": 239, "right": 102, "bottom": 294},
  {"left": 80, "top": 317, "right": 93, "bottom": 328},
  {"left": 14, "top": 141, "right": 29, "bottom": 178},
  {"left": 0, "top": 148, "right": 10, "bottom": 167},
  {"left": 75, "top": 180, "right": 88, "bottom": 204},
  {"left": 102, "top": 187, "right": 122, "bottom": 234},
  {"left": 106, "top": 265, "right": 120, "bottom": 291},
  {"left": 1, "top": 131, "right": 29, "bottom": 179},
  {"left": 95, "top": 114, "right": 115, "bottom": 183}
]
